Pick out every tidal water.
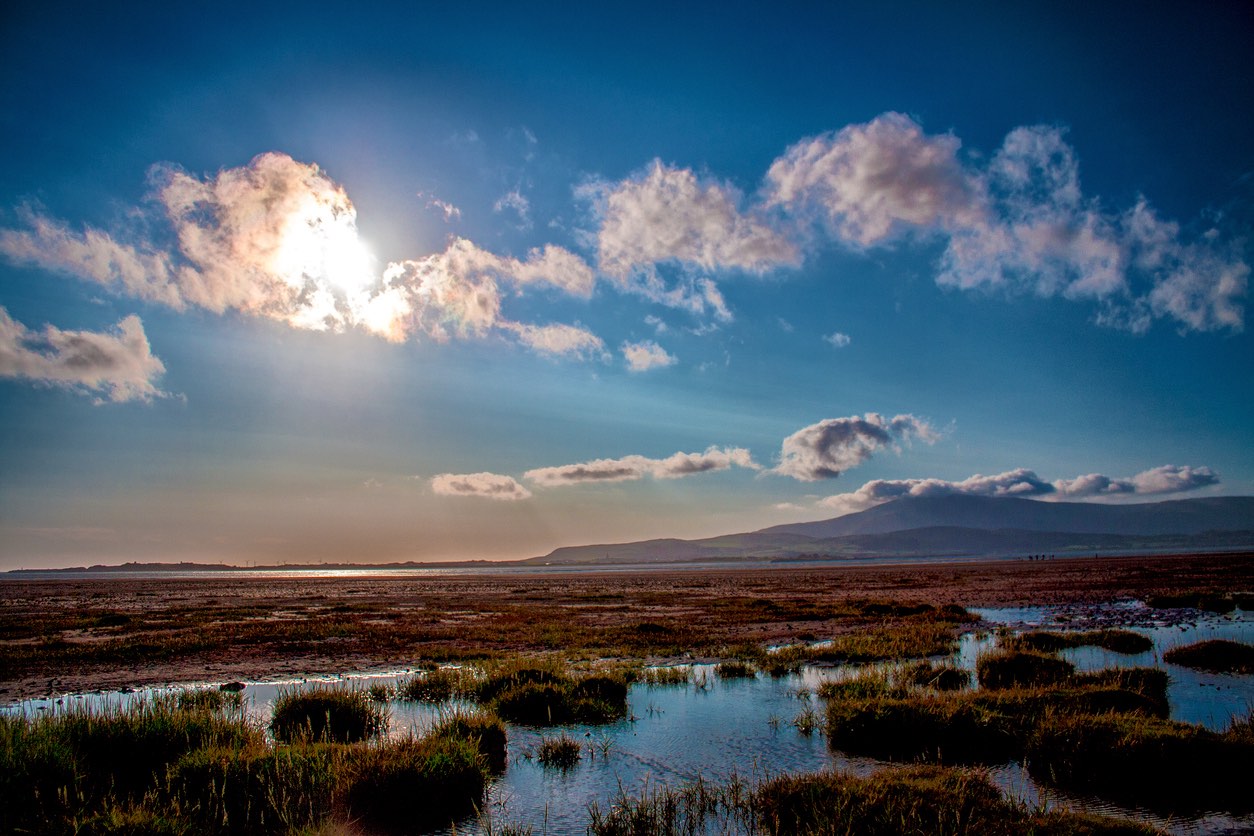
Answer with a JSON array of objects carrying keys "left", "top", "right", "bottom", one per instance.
[{"left": 7, "top": 603, "right": 1252, "bottom": 835}]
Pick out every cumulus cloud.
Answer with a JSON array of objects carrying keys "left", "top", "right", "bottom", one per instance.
[
  {"left": 0, "top": 306, "right": 167, "bottom": 403},
  {"left": 819, "top": 464, "right": 1220, "bottom": 515},
  {"left": 595, "top": 161, "right": 798, "bottom": 277},
  {"left": 525, "top": 446, "right": 758, "bottom": 487},
  {"left": 824, "top": 331, "right": 851, "bottom": 348},
  {"left": 506, "top": 321, "right": 607, "bottom": 360},
  {"left": 621, "top": 339, "right": 676, "bottom": 372},
  {"left": 935, "top": 126, "right": 1246, "bottom": 332},
  {"left": 0, "top": 153, "right": 604, "bottom": 359},
  {"left": 761, "top": 114, "right": 1245, "bottom": 333},
  {"left": 431, "top": 472, "right": 532, "bottom": 501},
  {"left": 775, "top": 413, "right": 938, "bottom": 481},
  {"left": 765, "top": 112, "right": 984, "bottom": 246}
]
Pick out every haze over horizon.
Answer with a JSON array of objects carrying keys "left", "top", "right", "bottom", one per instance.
[{"left": 2, "top": 2, "right": 1251, "bottom": 570}]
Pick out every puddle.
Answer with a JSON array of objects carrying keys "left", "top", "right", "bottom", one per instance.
[{"left": 5, "top": 603, "right": 1252, "bottom": 835}]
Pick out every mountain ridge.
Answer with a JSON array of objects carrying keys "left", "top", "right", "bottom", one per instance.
[{"left": 522, "top": 495, "right": 1254, "bottom": 565}]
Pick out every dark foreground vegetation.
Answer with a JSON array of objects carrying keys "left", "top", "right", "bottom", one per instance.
[
  {"left": 1162, "top": 639, "right": 1254, "bottom": 674},
  {"left": 587, "top": 766, "right": 1161, "bottom": 835},
  {"left": 0, "top": 689, "right": 498, "bottom": 835},
  {"left": 825, "top": 653, "right": 1253, "bottom": 815}
]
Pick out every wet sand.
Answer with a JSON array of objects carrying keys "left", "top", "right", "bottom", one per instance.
[{"left": 2, "top": 551, "right": 1250, "bottom": 701}]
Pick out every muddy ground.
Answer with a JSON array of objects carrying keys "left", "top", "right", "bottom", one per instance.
[{"left": 2, "top": 551, "right": 1251, "bottom": 701}]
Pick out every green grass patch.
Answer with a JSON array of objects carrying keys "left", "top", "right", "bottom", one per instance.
[{"left": 430, "top": 709, "right": 508, "bottom": 773}]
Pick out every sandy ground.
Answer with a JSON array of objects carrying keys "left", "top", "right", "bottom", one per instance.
[{"left": 2, "top": 551, "right": 1251, "bottom": 701}]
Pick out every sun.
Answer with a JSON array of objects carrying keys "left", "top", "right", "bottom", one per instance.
[{"left": 272, "top": 194, "right": 376, "bottom": 295}]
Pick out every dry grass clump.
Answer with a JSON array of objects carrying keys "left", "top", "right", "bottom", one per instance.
[
  {"left": 638, "top": 665, "right": 692, "bottom": 686},
  {"left": 715, "top": 660, "right": 757, "bottom": 679}
]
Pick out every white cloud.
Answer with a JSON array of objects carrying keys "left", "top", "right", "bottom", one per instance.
[
  {"left": 0, "top": 306, "right": 167, "bottom": 403},
  {"left": 0, "top": 207, "right": 189, "bottom": 309},
  {"left": 820, "top": 464, "right": 1220, "bottom": 515},
  {"left": 595, "top": 161, "right": 799, "bottom": 278},
  {"left": 506, "top": 321, "right": 607, "bottom": 360},
  {"left": 425, "top": 197, "right": 462, "bottom": 222},
  {"left": 431, "top": 472, "right": 532, "bottom": 501},
  {"left": 775, "top": 413, "right": 938, "bottom": 481},
  {"left": 621, "top": 339, "right": 676, "bottom": 372},
  {"left": 824, "top": 331, "right": 851, "bottom": 348},
  {"left": 525, "top": 445, "right": 758, "bottom": 487},
  {"left": 1, "top": 154, "right": 605, "bottom": 360},
  {"left": 765, "top": 112, "right": 984, "bottom": 246},
  {"left": 493, "top": 189, "right": 532, "bottom": 230}
]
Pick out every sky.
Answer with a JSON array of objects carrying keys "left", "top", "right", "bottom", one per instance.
[{"left": 1, "top": 1, "right": 1251, "bottom": 569}]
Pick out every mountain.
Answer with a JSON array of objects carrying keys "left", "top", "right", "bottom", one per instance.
[{"left": 524, "top": 495, "right": 1254, "bottom": 565}]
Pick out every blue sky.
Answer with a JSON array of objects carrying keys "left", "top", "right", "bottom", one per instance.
[{"left": 1, "top": 1, "right": 1251, "bottom": 568}]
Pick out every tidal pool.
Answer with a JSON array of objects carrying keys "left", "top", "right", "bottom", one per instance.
[{"left": 6, "top": 602, "right": 1252, "bottom": 835}]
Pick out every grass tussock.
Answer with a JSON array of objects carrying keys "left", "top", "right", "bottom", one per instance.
[
  {"left": 536, "top": 734, "right": 582, "bottom": 769},
  {"left": 1026, "top": 710, "right": 1254, "bottom": 813},
  {"left": 976, "top": 650, "right": 1075, "bottom": 689},
  {"left": 473, "top": 662, "right": 629, "bottom": 726},
  {"left": 1162, "top": 639, "right": 1254, "bottom": 674},
  {"left": 587, "top": 766, "right": 1160, "bottom": 835},
  {"left": 0, "top": 698, "right": 495, "bottom": 835},
  {"left": 715, "top": 660, "right": 757, "bottom": 679},
  {"left": 269, "top": 686, "right": 387, "bottom": 743},
  {"left": 1009, "top": 629, "right": 1152, "bottom": 655},
  {"left": 430, "top": 709, "right": 508, "bottom": 772},
  {"left": 396, "top": 666, "right": 480, "bottom": 702},
  {"left": 899, "top": 660, "right": 972, "bottom": 691},
  {"left": 638, "top": 665, "right": 692, "bottom": 686}
]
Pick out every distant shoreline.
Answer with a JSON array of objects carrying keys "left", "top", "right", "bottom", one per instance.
[{"left": 7, "top": 546, "right": 1254, "bottom": 580}]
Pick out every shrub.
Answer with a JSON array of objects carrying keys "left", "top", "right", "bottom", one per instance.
[{"left": 269, "top": 687, "right": 386, "bottom": 743}]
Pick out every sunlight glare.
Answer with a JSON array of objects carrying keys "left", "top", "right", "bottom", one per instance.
[{"left": 272, "top": 194, "right": 376, "bottom": 295}]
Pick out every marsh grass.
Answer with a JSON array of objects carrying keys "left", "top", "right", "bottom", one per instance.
[
  {"left": 638, "top": 665, "right": 692, "bottom": 686},
  {"left": 977, "top": 650, "right": 1075, "bottom": 689},
  {"left": 1, "top": 697, "right": 495, "bottom": 835},
  {"left": 715, "top": 660, "right": 757, "bottom": 679},
  {"left": 1162, "top": 639, "right": 1254, "bottom": 674},
  {"left": 430, "top": 708, "right": 508, "bottom": 772},
  {"left": 536, "top": 734, "right": 582, "bottom": 769},
  {"left": 172, "top": 689, "right": 243, "bottom": 712},
  {"left": 269, "top": 686, "right": 387, "bottom": 743},
  {"left": 586, "top": 767, "right": 1159, "bottom": 835},
  {"left": 899, "top": 660, "right": 972, "bottom": 691},
  {"left": 1026, "top": 711, "right": 1254, "bottom": 813},
  {"left": 475, "top": 664, "right": 629, "bottom": 726},
  {"left": 397, "top": 665, "right": 480, "bottom": 702},
  {"left": 1009, "top": 629, "right": 1152, "bottom": 654}
]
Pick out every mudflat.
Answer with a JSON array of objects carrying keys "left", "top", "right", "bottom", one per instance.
[{"left": 2, "top": 551, "right": 1250, "bottom": 701}]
